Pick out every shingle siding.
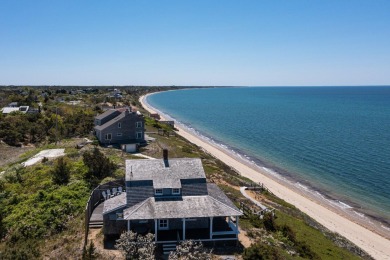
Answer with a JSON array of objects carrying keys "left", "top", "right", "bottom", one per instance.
[
  {"left": 157, "top": 218, "right": 208, "bottom": 230},
  {"left": 126, "top": 180, "right": 154, "bottom": 207},
  {"left": 103, "top": 214, "right": 127, "bottom": 235},
  {"left": 94, "top": 110, "right": 145, "bottom": 145},
  {"left": 181, "top": 178, "right": 208, "bottom": 196}
]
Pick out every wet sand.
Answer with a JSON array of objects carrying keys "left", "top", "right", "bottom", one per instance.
[{"left": 140, "top": 93, "right": 390, "bottom": 259}]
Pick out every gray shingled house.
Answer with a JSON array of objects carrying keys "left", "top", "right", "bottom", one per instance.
[
  {"left": 102, "top": 151, "right": 242, "bottom": 243},
  {"left": 94, "top": 108, "right": 145, "bottom": 152}
]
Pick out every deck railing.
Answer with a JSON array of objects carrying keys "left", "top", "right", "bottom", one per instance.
[{"left": 83, "top": 178, "right": 125, "bottom": 249}]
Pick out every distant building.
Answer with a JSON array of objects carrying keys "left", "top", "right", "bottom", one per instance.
[
  {"left": 149, "top": 113, "right": 175, "bottom": 128},
  {"left": 150, "top": 113, "right": 161, "bottom": 120},
  {"left": 1, "top": 105, "right": 37, "bottom": 115},
  {"left": 160, "top": 121, "right": 175, "bottom": 128},
  {"left": 94, "top": 108, "right": 145, "bottom": 152}
]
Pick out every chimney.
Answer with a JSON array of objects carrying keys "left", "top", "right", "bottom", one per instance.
[
  {"left": 163, "top": 149, "right": 169, "bottom": 167},
  {"left": 163, "top": 149, "right": 168, "bottom": 161}
]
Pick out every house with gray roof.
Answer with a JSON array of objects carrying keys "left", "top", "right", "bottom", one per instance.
[
  {"left": 94, "top": 108, "right": 145, "bottom": 151},
  {"left": 102, "top": 150, "right": 242, "bottom": 243}
]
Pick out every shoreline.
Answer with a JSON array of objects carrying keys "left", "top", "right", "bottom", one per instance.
[
  {"left": 140, "top": 93, "right": 390, "bottom": 259},
  {"left": 142, "top": 90, "right": 390, "bottom": 230}
]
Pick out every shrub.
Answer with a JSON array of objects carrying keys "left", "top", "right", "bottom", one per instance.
[
  {"left": 263, "top": 212, "right": 277, "bottom": 232},
  {"left": 280, "top": 224, "right": 296, "bottom": 243},
  {"left": 51, "top": 157, "right": 70, "bottom": 185},
  {"left": 243, "top": 242, "right": 281, "bottom": 260},
  {"left": 82, "top": 241, "right": 98, "bottom": 260},
  {"left": 181, "top": 146, "right": 193, "bottom": 154},
  {"left": 83, "top": 148, "right": 116, "bottom": 185},
  {"left": 115, "top": 231, "right": 155, "bottom": 260},
  {"left": 296, "top": 241, "right": 319, "bottom": 259},
  {"left": 169, "top": 240, "right": 211, "bottom": 260}
]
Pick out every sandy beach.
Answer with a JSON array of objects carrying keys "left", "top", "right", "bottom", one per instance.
[{"left": 140, "top": 93, "right": 390, "bottom": 259}]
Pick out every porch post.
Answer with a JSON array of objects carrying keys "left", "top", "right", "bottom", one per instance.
[
  {"left": 127, "top": 220, "right": 130, "bottom": 231},
  {"left": 154, "top": 219, "right": 158, "bottom": 242},
  {"left": 236, "top": 216, "right": 239, "bottom": 238},
  {"left": 209, "top": 217, "right": 213, "bottom": 239},
  {"left": 182, "top": 218, "right": 186, "bottom": 240}
]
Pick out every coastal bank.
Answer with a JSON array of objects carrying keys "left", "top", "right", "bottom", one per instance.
[{"left": 140, "top": 93, "right": 390, "bottom": 260}]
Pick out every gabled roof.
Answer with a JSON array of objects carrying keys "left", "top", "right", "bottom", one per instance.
[
  {"left": 123, "top": 195, "right": 242, "bottom": 220},
  {"left": 94, "top": 112, "right": 125, "bottom": 131},
  {"left": 95, "top": 109, "right": 120, "bottom": 120},
  {"left": 126, "top": 158, "right": 206, "bottom": 189}
]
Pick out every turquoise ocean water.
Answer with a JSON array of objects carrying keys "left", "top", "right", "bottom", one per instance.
[{"left": 146, "top": 87, "right": 390, "bottom": 228}]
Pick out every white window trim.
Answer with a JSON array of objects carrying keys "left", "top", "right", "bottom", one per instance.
[
  {"left": 155, "top": 189, "right": 163, "bottom": 195},
  {"left": 116, "top": 213, "right": 124, "bottom": 219},
  {"left": 105, "top": 133, "right": 112, "bottom": 140},
  {"left": 136, "top": 132, "right": 143, "bottom": 139},
  {"left": 136, "top": 121, "right": 142, "bottom": 128},
  {"left": 158, "top": 219, "right": 169, "bottom": 230},
  {"left": 172, "top": 188, "right": 180, "bottom": 195}
]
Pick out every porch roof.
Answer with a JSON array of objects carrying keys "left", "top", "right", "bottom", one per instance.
[
  {"left": 123, "top": 195, "right": 242, "bottom": 220},
  {"left": 103, "top": 193, "right": 126, "bottom": 214}
]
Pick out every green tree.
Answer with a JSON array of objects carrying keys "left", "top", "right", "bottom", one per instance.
[
  {"left": 0, "top": 205, "right": 6, "bottom": 239},
  {"left": 83, "top": 148, "right": 116, "bottom": 184},
  {"left": 51, "top": 157, "right": 70, "bottom": 185},
  {"left": 82, "top": 241, "right": 98, "bottom": 260}
]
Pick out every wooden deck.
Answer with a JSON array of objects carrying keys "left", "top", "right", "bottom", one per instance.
[
  {"left": 90, "top": 203, "right": 104, "bottom": 222},
  {"left": 89, "top": 203, "right": 104, "bottom": 228}
]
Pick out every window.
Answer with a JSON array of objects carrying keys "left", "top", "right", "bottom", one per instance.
[
  {"left": 155, "top": 189, "right": 163, "bottom": 195},
  {"left": 116, "top": 213, "right": 124, "bottom": 219},
  {"left": 105, "top": 133, "right": 112, "bottom": 140},
  {"left": 136, "top": 121, "right": 142, "bottom": 128},
  {"left": 118, "top": 122, "right": 121, "bottom": 128},
  {"left": 117, "top": 133, "right": 122, "bottom": 136},
  {"left": 159, "top": 219, "right": 169, "bottom": 230},
  {"left": 136, "top": 132, "right": 143, "bottom": 139},
  {"left": 172, "top": 188, "right": 180, "bottom": 195}
]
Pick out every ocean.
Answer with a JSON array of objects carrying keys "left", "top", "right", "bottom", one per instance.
[{"left": 146, "top": 86, "right": 390, "bottom": 230}]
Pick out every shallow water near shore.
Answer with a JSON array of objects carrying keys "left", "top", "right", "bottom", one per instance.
[{"left": 146, "top": 86, "right": 390, "bottom": 231}]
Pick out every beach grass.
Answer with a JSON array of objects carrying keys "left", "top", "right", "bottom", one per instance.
[{"left": 274, "top": 211, "right": 361, "bottom": 260}]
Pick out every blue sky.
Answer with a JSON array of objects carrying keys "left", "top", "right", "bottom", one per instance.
[{"left": 1, "top": 0, "right": 389, "bottom": 86}]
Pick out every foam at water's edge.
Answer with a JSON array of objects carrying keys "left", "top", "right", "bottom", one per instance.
[{"left": 144, "top": 94, "right": 390, "bottom": 234}]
